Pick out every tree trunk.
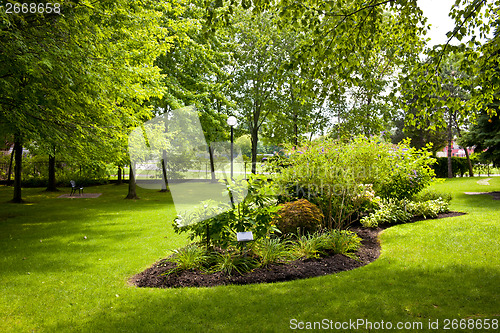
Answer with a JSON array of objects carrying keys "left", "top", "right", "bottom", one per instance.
[
  {"left": 463, "top": 146, "right": 474, "bottom": 177},
  {"left": 208, "top": 143, "right": 216, "bottom": 181},
  {"left": 45, "top": 152, "right": 58, "bottom": 191},
  {"left": 291, "top": 88, "right": 298, "bottom": 147},
  {"left": 125, "top": 164, "right": 139, "bottom": 199},
  {"left": 117, "top": 166, "right": 122, "bottom": 185},
  {"left": 453, "top": 114, "right": 474, "bottom": 177},
  {"left": 447, "top": 110, "right": 453, "bottom": 178},
  {"left": 160, "top": 150, "right": 169, "bottom": 192},
  {"left": 11, "top": 136, "right": 23, "bottom": 203},
  {"left": 251, "top": 127, "right": 258, "bottom": 174},
  {"left": 7, "top": 147, "right": 14, "bottom": 186}
]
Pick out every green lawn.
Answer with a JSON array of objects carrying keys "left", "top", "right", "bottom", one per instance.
[{"left": 0, "top": 178, "right": 499, "bottom": 332}]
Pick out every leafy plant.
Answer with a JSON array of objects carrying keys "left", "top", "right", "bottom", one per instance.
[
  {"left": 292, "top": 232, "right": 329, "bottom": 259},
  {"left": 211, "top": 250, "right": 258, "bottom": 276},
  {"left": 268, "top": 137, "right": 436, "bottom": 230},
  {"left": 360, "top": 199, "right": 413, "bottom": 228},
  {"left": 275, "top": 199, "right": 323, "bottom": 235},
  {"left": 164, "top": 243, "right": 209, "bottom": 275},
  {"left": 322, "top": 230, "right": 362, "bottom": 259},
  {"left": 291, "top": 229, "right": 362, "bottom": 259},
  {"left": 406, "top": 199, "right": 449, "bottom": 219},
  {"left": 254, "top": 237, "right": 293, "bottom": 266},
  {"left": 173, "top": 174, "right": 280, "bottom": 249},
  {"left": 412, "top": 189, "right": 452, "bottom": 203}
]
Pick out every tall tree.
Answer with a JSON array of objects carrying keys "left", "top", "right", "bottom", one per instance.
[
  {"left": 153, "top": 0, "right": 232, "bottom": 183},
  {"left": 0, "top": 1, "right": 168, "bottom": 202},
  {"left": 228, "top": 10, "right": 299, "bottom": 173}
]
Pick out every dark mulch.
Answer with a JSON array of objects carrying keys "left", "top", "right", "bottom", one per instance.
[{"left": 129, "top": 211, "right": 466, "bottom": 289}]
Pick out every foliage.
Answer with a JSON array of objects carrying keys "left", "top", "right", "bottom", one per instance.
[
  {"left": 210, "top": 250, "right": 258, "bottom": 276},
  {"left": 374, "top": 141, "right": 436, "bottom": 200},
  {"left": 274, "top": 199, "right": 323, "bottom": 236},
  {"left": 268, "top": 137, "right": 435, "bottom": 229},
  {"left": 165, "top": 243, "right": 209, "bottom": 275},
  {"left": 406, "top": 199, "right": 449, "bottom": 219},
  {"left": 291, "top": 230, "right": 361, "bottom": 259},
  {"left": 360, "top": 199, "right": 413, "bottom": 228},
  {"left": 432, "top": 157, "right": 476, "bottom": 178},
  {"left": 322, "top": 230, "right": 362, "bottom": 260},
  {"left": 412, "top": 189, "right": 452, "bottom": 204},
  {"left": 361, "top": 198, "right": 450, "bottom": 228},
  {"left": 173, "top": 174, "right": 280, "bottom": 249},
  {"left": 462, "top": 112, "right": 500, "bottom": 167},
  {"left": 391, "top": 113, "right": 448, "bottom": 155},
  {"left": 292, "top": 232, "right": 328, "bottom": 259},
  {"left": 254, "top": 237, "right": 293, "bottom": 267}
]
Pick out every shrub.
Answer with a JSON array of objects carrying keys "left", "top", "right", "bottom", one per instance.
[
  {"left": 432, "top": 157, "right": 471, "bottom": 178},
  {"left": 360, "top": 199, "right": 412, "bottom": 228},
  {"left": 360, "top": 198, "right": 450, "bottom": 227},
  {"left": 267, "top": 137, "right": 435, "bottom": 229},
  {"left": 275, "top": 199, "right": 323, "bottom": 235},
  {"left": 406, "top": 199, "right": 449, "bottom": 219},
  {"left": 173, "top": 174, "right": 280, "bottom": 249},
  {"left": 412, "top": 189, "right": 452, "bottom": 203},
  {"left": 373, "top": 142, "right": 436, "bottom": 200},
  {"left": 291, "top": 229, "right": 362, "bottom": 259}
]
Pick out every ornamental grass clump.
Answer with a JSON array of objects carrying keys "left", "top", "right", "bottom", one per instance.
[
  {"left": 291, "top": 230, "right": 361, "bottom": 259},
  {"left": 165, "top": 243, "right": 209, "bottom": 275},
  {"left": 254, "top": 237, "right": 294, "bottom": 266},
  {"left": 210, "top": 250, "right": 258, "bottom": 276}
]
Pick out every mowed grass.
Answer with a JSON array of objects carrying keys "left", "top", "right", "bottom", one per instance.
[{"left": 0, "top": 177, "right": 499, "bottom": 332}]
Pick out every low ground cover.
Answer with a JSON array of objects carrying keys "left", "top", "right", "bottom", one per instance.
[{"left": 0, "top": 177, "right": 499, "bottom": 332}]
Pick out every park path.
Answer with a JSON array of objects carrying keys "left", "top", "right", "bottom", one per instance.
[{"left": 476, "top": 178, "right": 492, "bottom": 185}]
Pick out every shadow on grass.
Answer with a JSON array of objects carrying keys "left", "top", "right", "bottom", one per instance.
[{"left": 47, "top": 262, "right": 500, "bottom": 332}]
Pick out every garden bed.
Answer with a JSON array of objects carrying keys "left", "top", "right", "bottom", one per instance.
[{"left": 130, "top": 211, "right": 465, "bottom": 289}]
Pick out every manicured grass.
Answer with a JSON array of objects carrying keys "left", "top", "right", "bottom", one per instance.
[{"left": 0, "top": 178, "right": 499, "bottom": 332}]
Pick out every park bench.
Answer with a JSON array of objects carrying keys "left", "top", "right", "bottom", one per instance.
[{"left": 70, "top": 180, "right": 84, "bottom": 196}]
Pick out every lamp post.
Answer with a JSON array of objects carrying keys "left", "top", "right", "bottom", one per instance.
[{"left": 227, "top": 116, "right": 238, "bottom": 179}]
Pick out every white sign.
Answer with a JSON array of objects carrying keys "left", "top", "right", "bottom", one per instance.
[{"left": 236, "top": 231, "right": 254, "bottom": 242}]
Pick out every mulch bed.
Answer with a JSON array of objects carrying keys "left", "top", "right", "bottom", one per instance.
[{"left": 129, "top": 211, "right": 466, "bottom": 289}]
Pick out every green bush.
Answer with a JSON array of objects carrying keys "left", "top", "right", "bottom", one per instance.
[
  {"left": 360, "top": 199, "right": 413, "bottom": 228},
  {"left": 406, "top": 199, "right": 449, "bottom": 219},
  {"left": 361, "top": 198, "right": 450, "bottom": 228},
  {"left": 173, "top": 174, "right": 280, "bottom": 249},
  {"left": 268, "top": 137, "right": 435, "bottom": 229},
  {"left": 323, "top": 230, "right": 362, "bottom": 259},
  {"left": 412, "top": 189, "right": 452, "bottom": 203},
  {"left": 292, "top": 232, "right": 328, "bottom": 259},
  {"left": 275, "top": 199, "right": 323, "bottom": 235},
  {"left": 432, "top": 157, "right": 471, "bottom": 178}
]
